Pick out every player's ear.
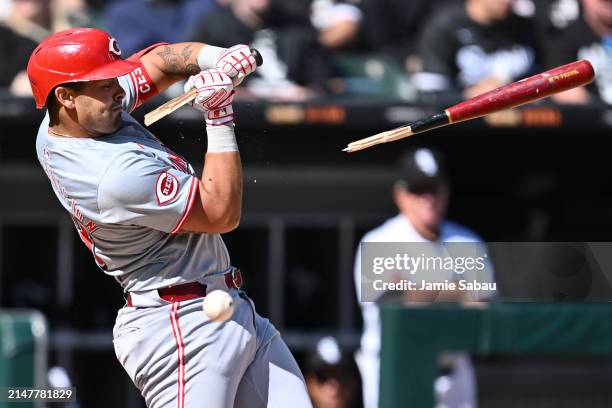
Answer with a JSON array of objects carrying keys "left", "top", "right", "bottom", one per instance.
[
  {"left": 54, "top": 85, "right": 78, "bottom": 110},
  {"left": 393, "top": 181, "right": 408, "bottom": 198}
]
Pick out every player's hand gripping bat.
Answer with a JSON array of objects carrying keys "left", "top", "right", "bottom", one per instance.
[
  {"left": 344, "top": 60, "right": 595, "bottom": 152},
  {"left": 144, "top": 49, "right": 263, "bottom": 126}
]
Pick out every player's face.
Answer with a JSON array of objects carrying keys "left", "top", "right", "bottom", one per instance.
[
  {"left": 480, "top": 0, "right": 512, "bottom": 21},
  {"left": 73, "top": 78, "right": 125, "bottom": 136},
  {"left": 241, "top": 0, "right": 270, "bottom": 14},
  {"left": 305, "top": 374, "right": 350, "bottom": 408},
  {"left": 583, "top": 0, "right": 612, "bottom": 27},
  {"left": 395, "top": 184, "right": 450, "bottom": 231}
]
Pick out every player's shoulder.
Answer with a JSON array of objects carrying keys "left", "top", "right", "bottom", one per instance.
[
  {"left": 360, "top": 214, "right": 407, "bottom": 243},
  {"left": 96, "top": 146, "right": 169, "bottom": 209},
  {"left": 98, "top": 142, "right": 162, "bottom": 183},
  {"left": 440, "top": 220, "right": 484, "bottom": 243},
  {"left": 39, "top": 114, "right": 158, "bottom": 172}
]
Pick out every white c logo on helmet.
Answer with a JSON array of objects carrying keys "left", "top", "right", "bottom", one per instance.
[{"left": 109, "top": 38, "right": 122, "bottom": 56}]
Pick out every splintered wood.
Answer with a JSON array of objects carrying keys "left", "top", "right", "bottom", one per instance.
[
  {"left": 343, "top": 125, "right": 414, "bottom": 152},
  {"left": 144, "top": 88, "right": 198, "bottom": 126}
]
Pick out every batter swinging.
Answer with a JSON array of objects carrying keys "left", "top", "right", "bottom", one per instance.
[{"left": 28, "top": 28, "right": 312, "bottom": 408}]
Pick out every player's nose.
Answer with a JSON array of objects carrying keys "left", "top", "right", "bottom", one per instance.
[{"left": 114, "top": 86, "right": 125, "bottom": 103}]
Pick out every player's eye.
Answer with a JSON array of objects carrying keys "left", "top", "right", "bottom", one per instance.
[{"left": 100, "top": 80, "right": 115, "bottom": 89}]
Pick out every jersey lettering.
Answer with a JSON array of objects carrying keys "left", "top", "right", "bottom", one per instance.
[
  {"left": 72, "top": 215, "right": 106, "bottom": 269},
  {"left": 84, "top": 220, "right": 99, "bottom": 234},
  {"left": 133, "top": 68, "right": 152, "bottom": 94},
  {"left": 168, "top": 154, "right": 190, "bottom": 174},
  {"left": 155, "top": 140, "right": 193, "bottom": 175}
]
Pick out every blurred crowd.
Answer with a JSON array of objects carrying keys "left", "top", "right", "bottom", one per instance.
[{"left": 2, "top": 0, "right": 612, "bottom": 105}]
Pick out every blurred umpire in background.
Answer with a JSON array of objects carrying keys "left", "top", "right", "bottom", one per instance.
[{"left": 353, "top": 148, "right": 495, "bottom": 408}]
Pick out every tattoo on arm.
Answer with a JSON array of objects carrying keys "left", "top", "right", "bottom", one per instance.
[{"left": 156, "top": 45, "right": 201, "bottom": 76}]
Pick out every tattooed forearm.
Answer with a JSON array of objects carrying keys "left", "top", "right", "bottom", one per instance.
[
  {"left": 181, "top": 45, "right": 192, "bottom": 63},
  {"left": 155, "top": 44, "right": 201, "bottom": 76}
]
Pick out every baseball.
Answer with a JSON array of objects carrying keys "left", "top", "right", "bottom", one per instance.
[{"left": 202, "top": 290, "right": 235, "bottom": 322}]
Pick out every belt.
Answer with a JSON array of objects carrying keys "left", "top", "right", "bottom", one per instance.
[{"left": 126, "top": 269, "right": 243, "bottom": 307}]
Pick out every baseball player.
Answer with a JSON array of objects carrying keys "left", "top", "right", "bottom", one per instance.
[
  {"left": 354, "top": 148, "right": 495, "bottom": 408},
  {"left": 28, "top": 28, "right": 312, "bottom": 408}
]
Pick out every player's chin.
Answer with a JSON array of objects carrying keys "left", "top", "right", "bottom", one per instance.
[
  {"left": 109, "top": 108, "right": 123, "bottom": 127},
  {"left": 98, "top": 114, "right": 122, "bottom": 135}
]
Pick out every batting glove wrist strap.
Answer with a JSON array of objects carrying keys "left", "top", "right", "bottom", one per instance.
[
  {"left": 206, "top": 123, "right": 238, "bottom": 153},
  {"left": 205, "top": 103, "right": 234, "bottom": 127},
  {"left": 197, "top": 45, "right": 225, "bottom": 70}
]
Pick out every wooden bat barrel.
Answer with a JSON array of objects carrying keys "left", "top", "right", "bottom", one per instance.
[{"left": 446, "top": 60, "right": 595, "bottom": 123}]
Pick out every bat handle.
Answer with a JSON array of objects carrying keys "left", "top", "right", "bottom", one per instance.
[
  {"left": 251, "top": 48, "right": 263, "bottom": 66},
  {"left": 144, "top": 47, "right": 264, "bottom": 127},
  {"left": 231, "top": 49, "right": 262, "bottom": 86}
]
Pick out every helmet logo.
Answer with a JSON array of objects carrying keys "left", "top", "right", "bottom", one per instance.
[{"left": 109, "top": 38, "right": 122, "bottom": 56}]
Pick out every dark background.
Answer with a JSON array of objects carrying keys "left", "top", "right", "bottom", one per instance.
[{"left": 2, "top": 95, "right": 612, "bottom": 406}]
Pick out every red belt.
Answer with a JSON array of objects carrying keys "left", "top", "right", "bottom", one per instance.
[{"left": 126, "top": 269, "right": 243, "bottom": 307}]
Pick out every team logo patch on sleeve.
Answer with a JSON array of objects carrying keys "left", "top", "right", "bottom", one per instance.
[{"left": 156, "top": 172, "right": 180, "bottom": 205}]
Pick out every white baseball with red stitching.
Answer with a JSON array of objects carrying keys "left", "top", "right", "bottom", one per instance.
[
  {"left": 184, "top": 68, "right": 235, "bottom": 126},
  {"left": 213, "top": 45, "right": 257, "bottom": 86}
]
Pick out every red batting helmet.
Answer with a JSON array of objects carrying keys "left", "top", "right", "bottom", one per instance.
[{"left": 27, "top": 28, "right": 139, "bottom": 109}]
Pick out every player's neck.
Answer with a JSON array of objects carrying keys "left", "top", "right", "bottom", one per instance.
[
  {"left": 49, "top": 123, "right": 94, "bottom": 138},
  {"left": 50, "top": 112, "right": 102, "bottom": 138}
]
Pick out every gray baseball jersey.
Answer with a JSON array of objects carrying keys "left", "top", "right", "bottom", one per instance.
[
  {"left": 35, "top": 53, "right": 312, "bottom": 407},
  {"left": 35, "top": 72, "right": 230, "bottom": 293}
]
